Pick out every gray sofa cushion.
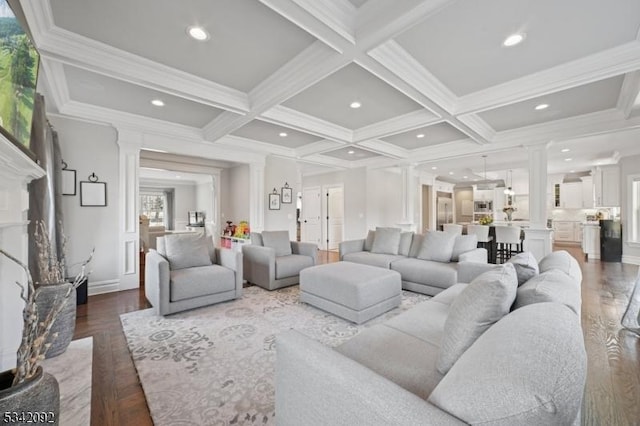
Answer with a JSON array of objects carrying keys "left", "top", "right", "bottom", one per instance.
[
  {"left": 275, "top": 254, "right": 315, "bottom": 280},
  {"left": 450, "top": 234, "right": 478, "bottom": 262},
  {"left": 390, "top": 258, "right": 458, "bottom": 288},
  {"left": 170, "top": 264, "right": 235, "bottom": 302},
  {"left": 507, "top": 251, "right": 539, "bottom": 285},
  {"left": 250, "top": 232, "right": 263, "bottom": 246},
  {"left": 337, "top": 324, "right": 443, "bottom": 400},
  {"left": 371, "top": 227, "right": 401, "bottom": 255},
  {"left": 384, "top": 299, "right": 450, "bottom": 347},
  {"left": 262, "top": 231, "right": 292, "bottom": 257},
  {"left": 364, "top": 230, "right": 375, "bottom": 251},
  {"left": 342, "top": 252, "right": 405, "bottom": 269},
  {"left": 429, "top": 303, "right": 586, "bottom": 426},
  {"left": 430, "top": 283, "right": 468, "bottom": 306},
  {"left": 409, "top": 233, "right": 425, "bottom": 258},
  {"left": 164, "top": 233, "right": 212, "bottom": 270},
  {"left": 398, "top": 232, "right": 414, "bottom": 257},
  {"left": 539, "top": 250, "right": 582, "bottom": 282},
  {"left": 437, "top": 263, "right": 518, "bottom": 374},
  {"left": 417, "top": 231, "right": 456, "bottom": 262},
  {"left": 514, "top": 269, "right": 581, "bottom": 314}
]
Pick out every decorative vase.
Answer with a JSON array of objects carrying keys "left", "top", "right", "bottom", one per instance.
[
  {"left": 35, "top": 283, "right": 76, "bottom": 358},
  {"left": 505, "top": 211, "right": 512, "bottom": 222},
  {"left": 0, "top": 367, "right": 60, "bottom": 425}
]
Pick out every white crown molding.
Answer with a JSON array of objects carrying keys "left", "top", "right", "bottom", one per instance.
[
  {"left": 202, "top": 111, "right": 253, "bottom": 142},
  {"left": 298, "top": 153, "right": 352, "bottom": 169},
  {"left": 260, "top": 105, "right": 352, "bottom": 142},
  {"left": 294, "top": 139, "right": 346, "bottom": 158},
  {"left": 140, "top": 150, "right": 232, "bottom": 171},
  {"left": 368, "top": 41, "right": 457, "bottom": 113},
  {"left": 457, "top": 41, "right": 640, "bottom": 114},
  {"left": 39, "top": 58, "right": 70, "bottom": 112},
  {"left": 259, "top": 0, "right": 354, "bottom": 53},
  {"left": 290, "top": 0, "right": 356, "bottom": 44},
  {"left": 353, "top": 110, "right": 440, "bottom": 142},
  {"left": 21, "top": 1, "right": 249, "bottom": 114},
  {"left": 216, "top": 135, "right": 296, "bottom": 158},
  {"left": 356, "top": 140, "right": 409, "bottom": 159},
  {"left": 617, "top": 70, "right": 640, "bottom": 118},
  {"left": 455, "top": 114, "right": 496, "bottom": 144}
]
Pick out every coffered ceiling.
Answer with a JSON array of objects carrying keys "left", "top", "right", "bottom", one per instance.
[{"left": 20, "top": 0, "right": 640, "bottom": 178}]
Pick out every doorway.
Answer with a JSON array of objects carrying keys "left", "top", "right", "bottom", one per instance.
[
  {"left": 323, "top": 184, "right": 344, "bottom": 251},
  {"left": 301, "top": 186, "right": 322, "bottom": 247},
  {"left": 421, "top": 184, "right": 432, "bottom": 232}
]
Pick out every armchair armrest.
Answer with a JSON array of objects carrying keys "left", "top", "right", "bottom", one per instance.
[
  {"left": 338, "top": 239, "right": 365, "bottom": 260},
  {"left": 145, "top": 249, "right": 171, "bottom": 315},
  {"left": 457, "top": 261, "right": 500, "bottom": 284},
  {"left": 276, "top": 330, "right": 465, "bottom": 426},
  {"left": 216, "top": 248, "right": 243, "bottom": 298},
  {"left": 458, "top": 248, "right": 487, "bottom": 263},
  {"left": 242, "top": 245, "right": 275, "bottom": 288},
  {"left": 291, "top": 241, "right": 318, "bottom": 264}
]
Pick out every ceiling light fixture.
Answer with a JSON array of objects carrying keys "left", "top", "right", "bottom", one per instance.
[
  {"left": 561, "top": 148, "right": 570, "bottom": 153},
  {"left": 347, "top": 150, "right": 355, "bottom": 154},
  {"left": 176, "top": 175, "right": 182, "bottom": 179},
  {"left": 431, "top": 166, "right": 437, "bottom": 170},
  {"left": 565, "top": 158, "right": 573, "bottom": 162},
  {"left": 416, "top": 133, "right": 425, "bottom": 138},
  {"left": 449, "top": 171, "right": 454, "bottom": 175},
  {"left": 463, "top": 176, "right": 468, "bottom": 179},
  {"left": 151, "top": 99, "right": 165, "bottom": 107},
  {"left": 535, "top": 103, "right": 549, "bottom": 110},
  {"left": 503, "top": 169, "right": 515, "bottom": 196},
  {"left": 279, "top": 132, "right": 288, "bottom": 137},
  {"left": 187, "top": 26, "right": 209, "bottom": 41},
  {"left": 350, "top": 101, "right": 361, "bottom": 109},
  {"left": 503, "top": 33, "right": 525, "bottom": 47}
]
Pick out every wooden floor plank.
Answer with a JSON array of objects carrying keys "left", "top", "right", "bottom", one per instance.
[{"left": 74, "top": 248, "right": 639, "bottom": 425}]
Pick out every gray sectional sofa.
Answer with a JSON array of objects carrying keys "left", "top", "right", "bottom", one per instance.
[
  {"left": 276, "top": 251, "right": 586, "bottom": 425},
  {"left": 339, "top": 228, "right": 488, "bottom": 295}
]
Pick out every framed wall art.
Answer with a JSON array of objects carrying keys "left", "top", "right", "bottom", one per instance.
[
  {"left": 281, "top": 182, "right": 292, "bottom": 204},
  {"left": 61, "top": 160, "right": 76, "bottom": 196},
  {"left": 80, "top": 173, "right": 107, "bottom": 207},
  {"left": 268, "top": 188, "right": 280, "bottom": 210}
]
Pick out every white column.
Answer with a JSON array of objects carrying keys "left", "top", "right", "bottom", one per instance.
[
  {"left": 397, "top": 164, "right": 417, "bottom": 231},
  {"left": 249, "top": 162, "right": 265, "bottom": 233},
  {"left": 211, "top": 170, "right": 221, "bottom": 237},
  {"left": 117, "top": 130, "right": 142, "bottom": 290},
  {"left": 524, "top": 143, "right": 553, "bottom": 260}
]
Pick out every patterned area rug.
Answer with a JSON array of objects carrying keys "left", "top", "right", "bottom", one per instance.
[{"left": 120, "top": 285, "right": 429, "bottom": 425}]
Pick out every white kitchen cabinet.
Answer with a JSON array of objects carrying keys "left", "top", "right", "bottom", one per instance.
[
  {"left": 581, "top": 224, "right": 600, "bottom": 259},
  {"left": 560, "top": 182, "right": 582, "bottom": 209},
  {"left": 593, "top": 166, "right": 620, "bottom": 207},
  {"left": 581, "top": 176, "right": 594, "bottom": 208},
  {"left": 553, "top": 221, "right": 582, "bottom": 243}
]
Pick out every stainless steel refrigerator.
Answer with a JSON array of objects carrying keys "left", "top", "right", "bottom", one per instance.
[{"left": 437, "top": 197, "right": 453, "bottom": 229}]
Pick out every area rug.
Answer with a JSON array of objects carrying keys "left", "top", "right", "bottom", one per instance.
[{"left": 120, "top": 285, "right": 429, "bottom": 425}]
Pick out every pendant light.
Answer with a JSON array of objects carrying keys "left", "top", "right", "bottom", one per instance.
[{"left": 503, "top": 170, "right": 515, "bottom": 196}]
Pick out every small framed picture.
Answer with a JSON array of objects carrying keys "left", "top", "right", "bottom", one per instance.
[
  {"left": 61, "top": 169, "right": 76, "bottom": 196},
  {"left": 281, "top": 185, "right": 292, "bottom": 204},
  {"left": 80, "top": 173, "right": 107, "bottom": 207},
  {"left": 269, "top": 193, "right": 280, "bottom": 210}
]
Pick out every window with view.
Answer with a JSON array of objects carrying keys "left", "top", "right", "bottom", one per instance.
[{"left": 140, "top": 192, "right": 166, "bottom": 227}]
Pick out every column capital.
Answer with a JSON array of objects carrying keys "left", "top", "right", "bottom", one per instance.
[{"left": 523, "top": 140, "right": 552, "bottom": 151}]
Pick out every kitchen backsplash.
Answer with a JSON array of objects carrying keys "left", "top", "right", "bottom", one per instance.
[{"left": 550, "top": 208, "right": 616, "bottom": 222}]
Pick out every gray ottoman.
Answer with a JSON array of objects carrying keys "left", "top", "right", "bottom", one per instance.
[{"left": 300, "top": 261, "right": 402, "bottom": 324}]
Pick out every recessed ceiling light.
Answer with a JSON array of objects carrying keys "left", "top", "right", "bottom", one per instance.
[
  {"left": 279, "top": 132, "right": 288, "bottom": 137},
  {"left": 416, "top": 133, "right": 425, "bottom": 139},
  {"left": 347, "top": 150, "right": 355, "bottom": 154},
  {"left": 564, "top": 158, "right": 573, "bottom": 162},
  {"left": 431, "top": 166, "right": 437, "bottom": 170},
  {"left": 151, "top": 99, "right": 164, "bottom": 107},
  {"left": 473, "top": 179, "right": 478, "bottom": 182},
  {"left": 503, "top": 33, "right": 525, "bottom": 47},
  {"left": 350, "top": 101, "right": 361, "bottom": 109},
  {"left": 463, "top": 176, "right": 468, "bottom": 179},
  {"left": 449, "top": 171, "right": 454, "bottom": 175},
  {"left": 535, "top": 103, "right": 549, "bottom": 110},
  {"left": 176, "top": 175, "right": 182, "bottom": 179},
  {"left": 570, "top": 170, "right": 575, "bottom": 173},
  {"left": 561, "top": 148, "right": 570, "bottom": 153},
  {"left": 187, "top": 26, "right": 209, "bottom": 41}
]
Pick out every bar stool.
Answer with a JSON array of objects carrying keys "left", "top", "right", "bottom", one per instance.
[
  {"left": 443, "top": 224, "right": 463, "bottom": 235},
  {"left": 467, "top": 224, "right": 493, "bottom": 259},
  {"left": 494, "top": 225, "right": 522, "bottom": 263}
]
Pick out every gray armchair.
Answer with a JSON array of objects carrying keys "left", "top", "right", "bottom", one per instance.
[
  {"left": 145, "top": 234, "right": 242, "bottom": 315},
  {"left": 243, "top": 231, "right": 317, "bottom": 291}
]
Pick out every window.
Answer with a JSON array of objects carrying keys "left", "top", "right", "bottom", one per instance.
[
  {"left": 140, "top": 192, "right": 167, "bottom": 227},
  {"left": 632, "top": 176, "right": 640, "bottom": 243}
]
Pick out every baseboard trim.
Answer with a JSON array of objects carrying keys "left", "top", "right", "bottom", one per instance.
[
  {"left": 88, "top": 279, "right": 120, "bottom": 296},
  {"left": 622, "top": 255, "right": 640, "bottom": 265}
]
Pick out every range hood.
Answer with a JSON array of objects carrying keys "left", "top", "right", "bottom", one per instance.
[{"left": 475, "top": 179, "right": 506, "bottom": 190}]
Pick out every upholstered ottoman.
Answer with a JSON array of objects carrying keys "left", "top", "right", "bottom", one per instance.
[{"left": 300, "top": 261, "right": 402, "bottom": 324}]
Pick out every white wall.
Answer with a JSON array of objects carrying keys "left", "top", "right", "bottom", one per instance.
[
  {"left": 196, "top": 179, "right": 214, "bottom": 230},
  {"left": 621, "top": 154, "right": 640, "bottom": 265},
  {"left": 366, "top": 168, "right": 403, "bottom": 229},
  {"left": 220, "top": 165, "right": 250, "bottom": 226},
  {"left": 51, "top": 116, "right": 120, "bottom": 287},
  {"left": 264, "top": 156, "right": 298, "bottom": 238}
]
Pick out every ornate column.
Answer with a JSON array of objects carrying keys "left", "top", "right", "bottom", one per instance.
[
  {"left": 117, "top": 129, "right": 141, "bottom": 290},
  {"left": 249, "top": 162, "right": 265, "bottom": 233},
  {"left": 524, "top": 143, "right": 553, "bottom": 260}
]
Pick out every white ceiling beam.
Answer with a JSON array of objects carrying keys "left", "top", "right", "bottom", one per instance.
[
  {"left": 356, "top": 140, "right": 409, "bottom": 159},
  {"left": 215, "top": 135, "right": 296, "bottom": 158},
  {"left": 617, "top": 71, "right": 640, "bottom": 118},
  {"left": 294, "top": 140, "right": 346, "bottom": 158},
  {"left": 38, "top": 58, "right": 70, "bottom": 113},
  {"left": 455, "top": 115, "right": 496, "bottom": 144},
  {"left": 260, "top": 105, "right": 353, "bottom": 142},
  {"left": 353, "top": 110, "right": 440, "bottom": 142},
  {"left": 298, "top": 154, "right": 352, "bottom": 169},
  {"left": 457, "top": 41, "right": 640, "bottom": 115},
  {"left": 258, "top": 0, "right": 355, "bottom": 53}
]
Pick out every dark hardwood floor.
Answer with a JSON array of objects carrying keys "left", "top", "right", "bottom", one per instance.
[{"left": 75, "top": 248, "right": 639, "bottom": 425}]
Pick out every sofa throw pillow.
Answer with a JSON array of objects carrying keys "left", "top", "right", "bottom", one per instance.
[
  {"left": 371, "top": 227, "right": 401, "bottom": 255},
  {"left": 364, "top": 230, "right": 376, "bottom": 252},
  {"left": 409, "top": 233, "right": 426, "bottom": 258},
  {"left": 262, "top": 231, "right": 292, "bottom": 257},
  {"left": 436, "top": 263, "right": 518, "bottom": 375},
  {"left": 164, "top": 233, "right": 213, "bottom": 271},
  {"left": 417, "top": 231, "right": 457, "bottom": 263},
  {"left": 507, "top": 251, "right": 539, "bottom": 286},
  {"left": 539, "top": 250, "right": 582, "bottom": 283},
  {"left": 513, "top": 269, "right": 581, "bottom": 314},
  {"left": 450, "top": 234, "right": 478, "bottom": 262},
  {"left": 398, "top": 232, "right": 414, "bottom": 257}
]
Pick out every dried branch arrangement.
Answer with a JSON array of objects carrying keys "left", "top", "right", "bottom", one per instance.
[
  {"left": 0, "top": 247, "right": 93, "bottom": 386},
  {"left": 33, "top": 221, "right": 67, "bottom": 285}
]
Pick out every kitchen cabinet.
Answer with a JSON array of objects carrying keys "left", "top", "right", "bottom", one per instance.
[
  {"left": 581, "top": 176, "right": 594, "bottom": 208},
  {"left": 553, "top": 221, "right": 582, "bottom": 243},
  {"left": 559, "top": 182, "right": 582, "bottom": 209},
  {"left": 581, "top": 224, "right": 600, "bottom": 259},
  {"left": 593, "top": 166, "right": 620, "bottom": 207}
]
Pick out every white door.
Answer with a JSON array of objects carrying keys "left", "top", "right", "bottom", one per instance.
[
  {"left": 323, "top": 185, "right": 344, "bottom": 250},
  {"left": 301, "top": 186, "right": 322, "bottom": 247}
]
